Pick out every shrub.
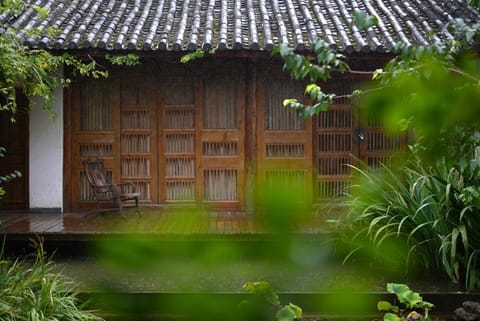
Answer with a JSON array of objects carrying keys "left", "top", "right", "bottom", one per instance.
[
  {"left": 0, "top": 241, "right": 103, "bottom": 321},
  {"left": 333, "top": 159, "right": 480, "bottom": 290}
]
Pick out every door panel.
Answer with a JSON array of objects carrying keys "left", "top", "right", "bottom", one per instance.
[
  {"left": 315, "top": 77, "right": 408, "bottom": 201},
  {"left": 0, "top": 99, "right": 28, "bottom": 210},
  {"left": 316, "top": 104, "right": 357, "bottom": 199},
  {"left": 160, "top": 78, "right": 197, "bottom": 202},
  {"left": 71, "top": 79, "right": 117, "bottom": 209},
  {"left": 119, "top": 78, "right": 156, "bottom": 203},
  {"left": 257, "top": 78, "right": 313, "bottom": 204},
  {"left": 199, "top": 77, "right": 245, "bottom": 206}
]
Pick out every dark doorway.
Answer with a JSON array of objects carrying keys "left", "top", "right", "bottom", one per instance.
[{"left": 0, "top": 93, "right": 29, "bottom": 210}]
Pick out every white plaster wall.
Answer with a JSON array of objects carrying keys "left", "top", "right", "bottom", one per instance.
[{"left": 29, "top": 86, "right": 63, "bottom": 212}]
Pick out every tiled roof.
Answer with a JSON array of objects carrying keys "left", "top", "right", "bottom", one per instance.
[{"left": 1, "top": 0, "right": 479, "bottom": 53}]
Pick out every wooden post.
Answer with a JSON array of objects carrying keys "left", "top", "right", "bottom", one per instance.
[{"left": 245, "top": 59, "right": 257, "bottom": 213}]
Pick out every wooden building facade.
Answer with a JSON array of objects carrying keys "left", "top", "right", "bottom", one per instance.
[
  {"left": 3, "top": 0, "right": 474, "bottom": 212},
  {"left": 64, "top": 58, "right": 406, "bottom": 210}
]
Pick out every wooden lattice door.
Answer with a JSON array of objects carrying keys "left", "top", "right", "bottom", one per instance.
[
  {"left": 119, "top": 78, "right": 156, "bottom": 203},
  {"left": 315, "top": 77, "right": 407, "bottom": 201},
  {"left": 0, "top": 96, "right": 28, "bottom": 210},
  {"left": 71, "top": 79, "right": 116, "bottom": 209},
  {"left": 199, "top": 77, "right": 245, "bottom": 207},
  {"left": 71, "top": 77, "right": 156, "bottom": 208},
  {"left": 160, "top": 78, "right": 197, "bottom": 202},
  {"left": 257, "top": 78, "right": 313, "bottom": 203},
  {"left": 159, "top": 76, "right": 245, "bottom": 206}
]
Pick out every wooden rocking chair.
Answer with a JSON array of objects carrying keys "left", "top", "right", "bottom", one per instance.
[{"left": 82, "top": 157, "right": 140, "bottom": 215}]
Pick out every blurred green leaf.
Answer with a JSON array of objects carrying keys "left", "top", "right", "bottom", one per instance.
[{"left": 353, "top": 10, "right": 379, "bottom": 30}]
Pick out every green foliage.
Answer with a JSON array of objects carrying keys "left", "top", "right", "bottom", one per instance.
[
  {"left": 105, "top": 54, "right": 140, "bottom": 66},
  {"left": 274, "top": 6, "right": 480, "bottom": 168},
  {"left": 274, "top": 5, "right": 480, "bottom": 290},
  {"left": 243, "top": 281, "right": 280, "bottom": 305},
  {"left": 1, "top": 1, "right": 139, "bottom": 119},
  {"left": 0, "top": 241, "right": 103, "bottom": 321},
  {"left": 283, "top": 84, "right": 334, "bottom": 118},
  {"left": 180, "top": 49, "right": 217, "bottom": 63},
  {"left": 0, "top": 29, "right": 107, "bottom": 118},
  {"left": 0, "top": 147, "right": 21, "bottom": 200},
  {"left": 353, "top": 10, "right": 379, "bottom": 30},
  {"left": 377, "top": 283, "right": 434, "bottom": 321},
  {"left": 470, "top": 0, "right": 480, "bottom": 9},
  {"left": 242, "top": 281, "right": 302, "bottom": 321},
  {"left": 333, "top": 158, "right": 480, "bottom": 290},
  {"left": 272, "top": 40, "right": 348, "bottom": 118}
]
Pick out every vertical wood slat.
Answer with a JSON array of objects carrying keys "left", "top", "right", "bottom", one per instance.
[
  {"left": 195, "top": 79, "right": 203, "bottom": 202},
  {"left": 165, "top": 133, "right": 195, "bottom": 153},
  {"left": 203, "top": 169, "right": 238, "bottom": 201},
  {"left": 316, "top": 104, "right": 356, "bottom": 201},
  {"left": 203, "top": 79, "right": 237, "bottom": 129},
  {"left": 258, "top": 76, "right": 313, "bottom": 205},
  {"left": 200, "top": 75, "right": 245, "bottom": 205},
  {"left": 264, "top": 80, "right": 305, "bottom": 131},
  {"left": 316, "top": 77, "right": 360, "bottom": 201},
  {"left": 119, "top": 79, "right": 154, "bottom": 202},
  {"left": 166, "top": 156, "right": 195, "bottom": 177},
  {"left": 245, "top": 61, "right": 257, "bottom": 211},
  {"left": 71, "top": 78, "right": 117, "bottom": 209},
  {"left": 363, "top": 114, "right": 408, "bottom": 169},
  {"left": 161, "top": 78, "right": 197, "bottom": 203},
  {"left": 237, "top": 76, "right": 246, "bottom": 207},
  {"left": 151, "top": 82, "right": 159, "bottom": 203},
  {"left": 112, "top": 78, "right": 121, "bottom": 194},
  {"left": 80, "top": 80, "right": 112, "bottom": 131}
]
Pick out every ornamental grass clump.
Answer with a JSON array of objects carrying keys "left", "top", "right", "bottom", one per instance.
[
  {"left": 0, "top": 241, "right": 103, "bottom": 321},
  {"left": 333, "top": 159, "right": 480, "bottom": 290}
]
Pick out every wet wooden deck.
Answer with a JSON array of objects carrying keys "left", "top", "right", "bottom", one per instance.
[
  {"left": 0, "top": 206, "right": 327, "bottom": 241},
  {"left": 0, "top": 207, "right": 254, "bottom": 239}
]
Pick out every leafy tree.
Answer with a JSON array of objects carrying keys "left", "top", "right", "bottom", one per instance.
[
  {"left": 0, "top": 0, "right": 138, "bottom": 205},
  {"left": 274, "top": 2, "right": 480, "bottom": 289},
  {"left": 0, "top": 0, "right": 139, "bottom": 119},
  {"left": 274, "top": 6, "right": 480, "bottom": 167},
  {"left": 0, "top": 147, "right": 20, "bottom": 200}
]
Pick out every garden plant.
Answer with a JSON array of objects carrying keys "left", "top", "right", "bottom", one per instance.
[
  {"left": 273, "top": 2, "right": 480, "bottom": 290},
  {"left": 0, "top": 240, "right": 103, "bottom": 321},
  {"left": 377, "top": 283, "right": 435, "bottom": 321}
]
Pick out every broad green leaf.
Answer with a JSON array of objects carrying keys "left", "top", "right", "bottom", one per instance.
[
  {"left": 384, "top": 312, "right": 402, "bottom": 321},
  {"left": 288, "top": 303, "right": 303, "bottom": 318},
  {"left": 401, "top": 290, "right": 423, "bottom": 308},
  {"left": 353, "top": 10, "right": 379, "bottom": 30},
  {"left": 386, "top": 283, "right": 410, "bottom": 295},
  {"left": 377, "top": 301, "right": 398, "bottom": 312},
  {"left": 283, "top": 99, "right": 298, "bottom": 107},
  {"left": 242, "top": 281, "right": 280, "bottom": 305},
  {"left": 276, "top": 305, "right": 300, "bottom": 321},
  {"left": 373, "top": 69, "right": 384, "bottom": 80}
]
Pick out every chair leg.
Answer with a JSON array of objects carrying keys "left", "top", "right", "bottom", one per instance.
[
  {"left": 118, "top": 201, "right": 125, "bottom": 216},
  {"left": 135, "top": 196, "right": 141, "bottom": 216},
  {"left": 114, "top": 197, "right": 125, "bottom": 217}
]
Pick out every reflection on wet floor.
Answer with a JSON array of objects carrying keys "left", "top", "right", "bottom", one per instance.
[{"left": 0, "top": 207, "right": 328, "bottom": 235}]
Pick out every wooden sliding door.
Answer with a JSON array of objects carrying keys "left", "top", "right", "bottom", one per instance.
[
  {"left": 257, "top": 77, "right": 313, "bottom": 204},
  {"left": 66, "top": 63, "right": 405, "bottom": 211},
  {"left": 68, "top": 65, "right": 245, "bottom": 210},
  {"left": 315, "top": 77, "right": 408, "bottom": 201},
  {"left": 199, "top": 77, "right": 245, "bottom": 207},
  {"left": 71, "top": 79, "right": 117, "bottom": 209}
]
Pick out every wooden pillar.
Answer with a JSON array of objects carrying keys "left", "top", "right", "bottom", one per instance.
[
  {"left": 63, "top": 85, "right": 72, "bottom": 212},
  {"left": 245, "top": 59, "right": 257, "bottom": 213}
]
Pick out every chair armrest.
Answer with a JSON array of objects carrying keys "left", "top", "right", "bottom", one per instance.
[{"left": 113, "top": 182, "right": 138, "bottom": 193}]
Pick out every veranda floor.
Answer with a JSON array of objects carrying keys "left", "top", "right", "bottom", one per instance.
[{"left": 0, "top": 206, "right": 326, "bottom": 239}]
